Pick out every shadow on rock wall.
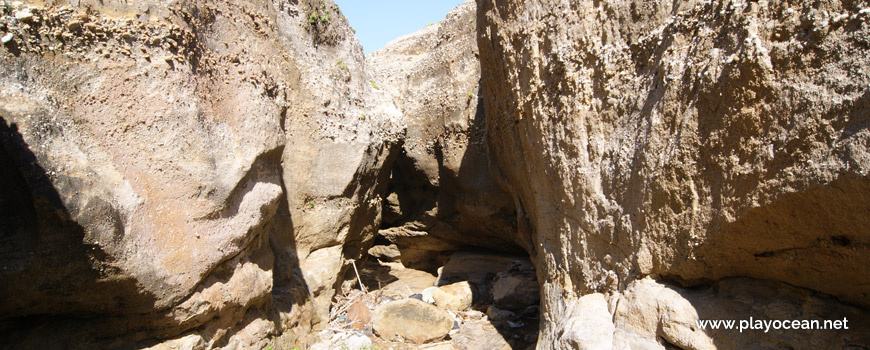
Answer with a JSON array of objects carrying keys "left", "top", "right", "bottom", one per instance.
[{"left": 0, "top": 116, "right": 158, "bottom": 348}]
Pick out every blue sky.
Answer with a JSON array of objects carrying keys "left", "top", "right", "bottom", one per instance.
[{"left": 333, "top": 0, "right": 466, "bottom": 55}]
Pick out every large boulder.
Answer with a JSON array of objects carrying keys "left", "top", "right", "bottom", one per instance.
[
  {"left": 372, "top": 299, "right": 454, "bottom": 344},
  {"left": 477, "top": 0, "right": 870, "bottom": 347},
  {"left": 433, "top": 281, "right": 474, "bottom": 311}
]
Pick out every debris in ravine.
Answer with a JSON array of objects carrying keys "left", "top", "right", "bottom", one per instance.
[{"left": 311, "top": 252, "right": 541, "bottom": 349}]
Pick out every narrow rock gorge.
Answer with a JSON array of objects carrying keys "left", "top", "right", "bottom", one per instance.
[{"left": 1, "top": 0, "right": 868, "bottom": 349}]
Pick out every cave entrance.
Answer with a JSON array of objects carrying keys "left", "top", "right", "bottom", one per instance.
[{"left": 350, "top": 149, "right": 541, "bottom": 349}]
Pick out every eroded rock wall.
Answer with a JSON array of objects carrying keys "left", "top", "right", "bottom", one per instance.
[
  {"left": 477, "top": 0, "right": 870, "bottom": 348},
  {"left": 0, "top": 0, "right": 401, "bottom": 348},
  {"left": 367, "top": 0, "right": 520, "bottom": 270}
]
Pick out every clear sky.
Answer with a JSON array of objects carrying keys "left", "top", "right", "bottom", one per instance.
[{"left": 333, "top": 0, "right": 467, "bottom": 55}]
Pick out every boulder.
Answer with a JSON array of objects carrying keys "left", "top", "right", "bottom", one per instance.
[
  {"left": 556, "top": 294, "right": 616, "bottom": 350},
  {"left": 451, "top": 320, "right": 511, "bottom": 350},
  {"left": 372, "top": 299, "right": 454, "bottom": 344},
  {"left": 376, "top": 262, "right": 438, "bottom": 299},
  {"left": 485, "top": 306, "right": 516, "bottom": 322},
  {"left": 491, "top": 262, "right": 539, "bottom": 312},
  {"left": 368, "top": 244, "right": 401, "bottom": 262},
  {"left": 433, "top": 281, "right": 474, "bottom": 311}
]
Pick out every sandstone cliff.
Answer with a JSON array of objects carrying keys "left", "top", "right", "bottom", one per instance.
[
  {"left": 2, "top": 0, "right": 869, "bottom": 348},
  {"left": 0, "top": 0, "right": 401, "bottom": 348},
  {"left": 367, "top": 0, "right": 521, "bottom": 271},
  {"left": 477, "top": 0, "right": 870, "bottom": 348}
]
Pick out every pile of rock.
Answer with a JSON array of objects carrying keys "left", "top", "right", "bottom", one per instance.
[{"left": 311, "top": 252, "right": 541, "bottom": 349}]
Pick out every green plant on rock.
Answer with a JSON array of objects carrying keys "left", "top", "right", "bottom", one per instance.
[
  {"left": 336, "top": 60, "right": 348, "bottom": 71},
  {"left": 307, "top": 200, "right": 315, "bottom": 209},
  {"left": 370, "top": 80, "right": 380, "bottom": 90},
  {"left": 308, "top": 9, "right": 329, "bottom": 24}
]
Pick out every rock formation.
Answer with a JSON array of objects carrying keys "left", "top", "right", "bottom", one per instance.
[
  {"left": 0, "top": 0, "right": 400, "bottom": 348},
  {"left": 367, "top": 1, "right": 521, "bottom": 271},
  {"left": 477, "top": 0, "right": 870, "bottom": 348},
  {"left": 2, "top": 0, "right": 869, "bottom": 348}
]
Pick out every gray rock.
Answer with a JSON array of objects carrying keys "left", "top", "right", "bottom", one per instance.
[
  {"left": 491, "top": 263, "right": 539, "bottom": 312},
  {"left": 485, "top": 305, "right": 516, "bottom": 322},
  {"left": 451, "top": 319, "right": 511, "bottom": 350}
]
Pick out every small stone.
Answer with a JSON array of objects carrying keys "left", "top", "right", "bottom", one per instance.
[
  {"left": 14, "top": 9, "right": 33, "bottom": 22},
  {"left": 373, "top": 299, "right": 454, "bottom": 344},
  {"left": 1, "top": 33, "right": 12, "bottom": 44},
  {"left": 485, "top": 305, "right": 516, "bottom": 321},
  {"left": 84, "top": 22, "right": 97, "bottom": 31},
  {"left": 120, "top": 32, "right": 133, "bottom": 40},
  {"left": 463, "top": 309, "right": 484, "bottom": 319},
  {"left": 421, "top": 286, "right": 437, "bottom": 303},
  {"left": 433, "top": 281, "right": 474, "bottom": 311},
  {"left": 67, "top": 20, "right": 82, "bottom": 31}
]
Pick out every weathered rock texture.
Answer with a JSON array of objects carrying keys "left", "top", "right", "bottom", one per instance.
[
  {"left": 477, "top": 0, "right": 870, "bottom": 348},
  {"left": 368, "top": 0, "right": 521, "bottom": 270},
  {"left": 4, "top": 0, "right": 870, "bottom": 347},
  {"left": 0, "top": 0, "right": 400, "bottom": 348}
]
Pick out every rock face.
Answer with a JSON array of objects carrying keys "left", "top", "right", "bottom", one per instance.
[
  {"left": 4, "top": 0, "right": 870, "bottom": 348},
  {"left": 477, "top": 0, "right": 870, "bottom": 348},
  {"left": 0, "top": 0, "right": 400, "bottom": 347},
  {"left": 367, "top": 0, "right": 521, "bottom": 270}
]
